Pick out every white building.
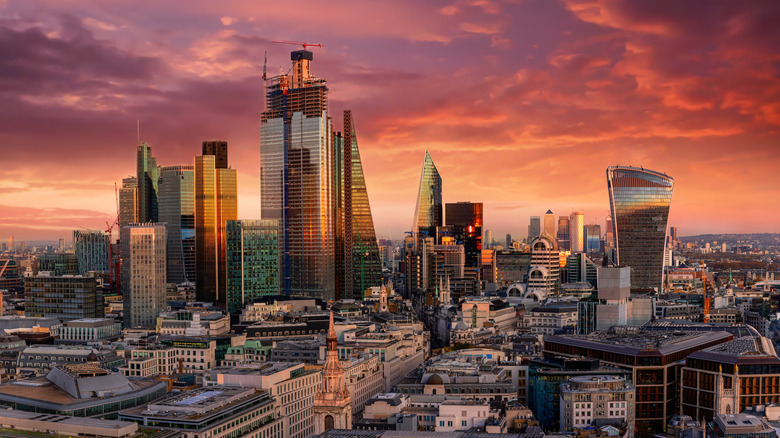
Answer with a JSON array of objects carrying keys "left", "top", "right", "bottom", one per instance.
[
  {"left": 526, "top": 233, "right": 560, "bottom": 300},
  {"left": 435, "top": 399, "right": 491, "bottom": 432},
  {"left": 560, "top": 375, "right": 635, "bottom": 433},
  {"left": 524, "top": 302, "right": 578, "bottom": 335}
]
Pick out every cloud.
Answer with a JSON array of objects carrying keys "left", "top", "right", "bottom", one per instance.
[
  {"left": 82, "top": 17, "right": 117, "bottom": 31},
  {"left": 220, "top": 16, "right": 237, "bottom": 26}
]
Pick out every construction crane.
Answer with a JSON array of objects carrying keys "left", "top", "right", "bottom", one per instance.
[
  {"left": 702, "top": 264, "right": 711, "bottom": 323},
  {"left": 271, "top": 40, "right": 323, "bottom": 50},
  {"left": 105, "top": 182, "right": 120, "bottom": 291}
]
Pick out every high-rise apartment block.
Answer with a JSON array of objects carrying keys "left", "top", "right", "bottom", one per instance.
[
  {"left": 225, "top": 219, "right": 279, "bottom": 315},
  {"left": 121, "top": 223, "right": 167, "bottom": 329},
  {"left": 73, "top": 229, "right": 109, "bottom": 275},
  {"left": 158, "top": 165, "right": 195, "bottom": 284},
  {"left": 607, "top": 165, "right": 674, "bottom": 292},
  {"left": 136, "top": 143, "right": 158, "bottom": 223},
  {"left": 195, "top": 149, "right": 237, "bottom": 308},
  {"left": 119, "top": 176, "right": 138, "bottom": 228},
  {"left": 261, "top": 50, "right": 335, "bottom": 301},
  {"left": 24, "top": 275, "right": 103, "bottom": 322},
  {"left": 569, "top": 211, "right": 585, "bottom": 253}
]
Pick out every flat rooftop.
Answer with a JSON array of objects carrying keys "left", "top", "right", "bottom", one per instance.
[{"left": 547, "top": 329, "right": 732, "bottom": 357}]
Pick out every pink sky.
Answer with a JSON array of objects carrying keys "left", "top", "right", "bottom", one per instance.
[{"left": 1, "top": 0, "right": 779, "bottom": 242}]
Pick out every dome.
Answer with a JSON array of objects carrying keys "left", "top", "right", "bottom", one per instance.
[
  {"left": 531, "top": 232, "right": 559, "bottom": 251},
  {"left": 426, "top": 374, "right": 445, "bottom": 385},
  {"left": 455, "top": 321, "right": 469, "bottom": 330}
]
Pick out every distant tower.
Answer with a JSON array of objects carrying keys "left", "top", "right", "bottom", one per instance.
[
  {"left": 136, "top": 142, "right": 159, "bottom": 223},
  {"left": 314, "top": 310, "right": 352, "bottom": 433},
  {"left": 528, "top": 216, "right": 541, "bottom": 241},
  {"left": 73, "top": 230, "right": 109, "bottom": 275},
  {"left": 158, "top": 165, "right": 195, "bottom": 284},
  {"left": 527, "top": 232, "right": 560, "bottom": 300},
  {"left": 379, "top": 284, "right": 388, "bottom": 312},
  {"left": 413, "top": 150, "right": 443, "bottom": 238},
  {"left": 119, "top": 176, "right": 139, "bottom": 228},
  {"left": 557, "top": 216, "right": 570, "bottom": 250},
  {"left": 607, "top": 165, "right": 674, "bottom": 292},
  {"left": 440, "top": 276, "right": 451, "bottom": 304},
  {"left": 505, "top": 233, "right": 512, "bottom": 249},
  {"left": 544, "top": 210, "right": 555, "bottom": 236},
  {"left": 569, "top": 211, "right": 585, "bottom": 253}
]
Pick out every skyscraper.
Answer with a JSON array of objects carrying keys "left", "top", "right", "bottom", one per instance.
[
  {"left": 413, "top": 150, "right": 443, "bottom": 238},
  {"left": 226, "top": 220, "right": 279, "bottom": 315},
  {"left": 158, "top": 165, "right": 195, "bottom": 284},
  {"left": 195, "top": 150, "right": 237, "bottom": 308},
  {"left": 528, "top": 216, "right": 541, "bottom": 241},
  {"left": 121, "top": 223, "right": 166, "bottom": 329},
  {"left": 73, "top": 229, "right": 109, "bottom": 275},
  {"left": 569, "top": 211, "right": 585, "bottom": 253},
  {"left": 119, "top": 176, "right": 138, "bottom": 228},
  {"left": 338, "top": 111, "right": 381, "bottom": 299},
  {"left": 444, "top": 202, "right": 483, "bottom": 279},
  {"left": 506, "top": 233, "right": 512, "bottom": 248},
  {"left": 584, "top": 224, "right": 602, "bottom": 257},
  {"left": 136, "top": 143, "right": 159, "bottom": 223},
  {"left": 202, "top": 140, "right": 228, "bottom": 169},
  {"left": 261, "top": 49, "right": 335, "bottom": 301},
  {"left": 557, "top": 216, "right": 570, "bottom": 250},
  {"left": 544, "top": 210, "right": 555, "bottom": 236},
  {"left": 607, "top": 165, "right": 674, "bottom": 292}
]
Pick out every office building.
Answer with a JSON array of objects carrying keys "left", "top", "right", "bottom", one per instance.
[
  {"left": 545, "top": 329, "right": 732, "bottom": 431},
  {"left": 37, "top": 253, "right": 78, "bottom": 276},
  {"left": 413, "top": 150, "right": 443, "bottom": 241},
  {"left": 607, "top": 165, "right": 674, "bottom": 292},
  {"left": 483, "top": 229, "right": 492, "bottom": 248},
  {"left": 261, "top": 50, "right": 335, "bottom": 300},
  {"left": 595, "top": 266, "right": 654, "bottom": 330},
  {"left": 119, "top": 386, "right": 284, "bottom": 438},
  {"left": 544, "top": 210, "right": 555, "bottom": 236},
  {"left": 225, "top": 220, "right": 279, "bottom": 315},
  {"left": 495, "top": 251, "right": 530, "bottom": 286},
  {"left": 681, "top": 335, "right": 780, "bottom": 422},
  {"left": 136, "top": 142, "right": 158, "bottom": 223},
  {"left": 569, "top": 211, "right": 584, "bottom": 253},
  {"left": 443, "top": 202, "right": 483, "bottom": 278},
  {"left": 202, "top": 140, "right": 228, "bottom": 169},
  {"left": 158, "top": 165, "right": 195, "bottom": 284},
  {"left": 528, "top": 216, "right": 541, "bottom": 241},
  {"left": 505, "top": 234, "right": 512, "bottom": 248},
  {"left": 584, "top": 224, "right": 601, "bottom": 257},
  {"left": 557, "top": 216, "right": 570, "bottom": 250},
  {"left": 121, "top": 223, "right": 166, "bottom": 329},
  {"left": 196, "top": 149, "right": 237, "bottom": 307},
  {"left": 57, "top": 318, "right": 122, "bottom": 344},
  {"left": 24, "top": 276, "right": 103, "bottom": 322},
  {"left": 336, "top": 111, "right": 382, "bottom": 299},
  {"left": 526, "top": 233, "right": 560, "bottom": 300},
  {"left": 118, "top": 176, "right": 138, "bottom": 228},
  {"left": 73, "top": 229, "right": 109, "bottom": 275},
  {"left": 566, "top": 252, "right": 598, "bottom": 288},
  {"left": 708, "top": 413, "right": 777, "bottom": 438},
  {"left": 605, "top": 218, "right": 614, "bottom": 249}
]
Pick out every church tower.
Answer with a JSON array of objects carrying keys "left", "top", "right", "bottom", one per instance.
[{"left": 314, "top": 310, "right": 352, "bottom": 433}]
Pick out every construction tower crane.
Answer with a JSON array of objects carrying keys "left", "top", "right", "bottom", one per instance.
[
  {"left": 105, "top": 182, "right": 120, "bottom": 290},
  {"left": 271, "top": 40, "right": 324, "bottom": 50}
]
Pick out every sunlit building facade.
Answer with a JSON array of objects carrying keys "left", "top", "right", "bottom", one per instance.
[
  {"left": 412, "top": 150, "right": 442, "bottom": 238},
  {"left": 336, "top": 111, "right": 382, "bottom": 299},
  {"left": 261, "top": 50, "right": 335, "bottom": 301},
  {"left": 226, "top": 220, "right": 279, "bottom": 315},
  {"left": 569, "top": 211, "right": 585, "bottom": 253},
  {"left": 158, "top": 165, "right": 195, "bottom": 284},
  {"left": 444, "top": 202, "right": 483, "bottom": 279},
  {"left": 544, "top": 210, "right": 555, "bottom": 236},
  {"left": 119, "top": 176, "right": 138, "bottom": 228},
  {"left": 557, "top": 216, "right": 570, "bottom": 250},
  {"left": 196, "top": 151, "right": 237, "bottom": 308},
  {"left": 607, "top": 165, "right": 674, "bottom": 292}
]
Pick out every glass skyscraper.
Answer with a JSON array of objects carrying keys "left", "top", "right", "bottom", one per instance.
[
  {"left": 569, "top": 211, "right": 585, "bottom": 253},
  {"left": 121, "top": 223, "right": 167, "bottom": 329},
  {"left": 338, "top": 111, "right": 382, "bottom": 299},
  {"left": 158, "top": 165, "right": 195, "bottom": 284},
  {"left": 444, "top": 202, "right": 483, "bottom": 279},
  {"left": 119, "top": 176, "right": 138, "bottom": 228},
  {"left": 261, "top": 50, "right": 335, "bottom": 301},
  {"left": 412, "top": 150, "right": 442, "bottom": 238},
  {"left": 607, "top": 165, "right": 674, "bottom": 292},
  {"left": 196, "top": 150, "right": 237, "bottom": 307},
  {"left": 225, "top": 220, "right": 279, "bottom": 315},
  {"left": 73, "top": 229, "right": 109, "bottom": 275},
  {"left": 136, "top": 142, "right": 158, "bottom": 223}
]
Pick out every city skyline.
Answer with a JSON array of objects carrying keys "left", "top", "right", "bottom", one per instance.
[{"left": 1, "top": 1, "right": 779, "bottom": 241}]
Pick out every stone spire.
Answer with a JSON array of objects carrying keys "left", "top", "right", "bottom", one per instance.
[{"left": 314, "top": 309, "right": 352, "bottom": 433}]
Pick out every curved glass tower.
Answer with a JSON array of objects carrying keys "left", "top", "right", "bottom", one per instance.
[
  {"left": 412, "top": 150, "right": 442, "bottom": 238},
  {"left": 607, "top": 165, "right": 674, "bottom": 292}
]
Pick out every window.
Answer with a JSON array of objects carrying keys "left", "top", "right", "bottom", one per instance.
[
  {"left": 461, "top": 421, "right": 467, "bottom": 426},
  {"left": 439, "top": 421, "right": 444, "bottom": 426}
]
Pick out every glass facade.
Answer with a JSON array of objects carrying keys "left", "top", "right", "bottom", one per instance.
[
  {"left": 569, "top": 211, "right": 584, "bottom": 253},
  {"left": 557, "top": 216, "right": 570, "bottom": 250},
  {"left": 195, "top": 154, "right": 237, "bottom": 307},
  {"left": 261, "top": 51, "right": 335, "bottom": 301},
  {"left": 136, "top": 142, "right": 158, "bottom": 223},
  {"left": 119, "top": 176, "right": 138, "bottom": 228},
  {"left": 24, "top": 276, "right": 102, "bottom": 322},
  {"left": 584, "top": 224, "right": 602, "bottom": 257},
  {"left": 73, "top": 229, "right": 109, "bottom": 274},
  {"left": 444, "top": 202, "right": 483, "bottom": 278},
  {"left": 158, "top": 165, "right": 195, "bottom": 284},
  {"left": 412, "top": 150, "right": 442, "bottom": 237},
  {"left": 607, "top": 165, "right": 674, "bottom": 292},
  {"left": 226, "top": 220, "right": 279, "bottom": 315}
]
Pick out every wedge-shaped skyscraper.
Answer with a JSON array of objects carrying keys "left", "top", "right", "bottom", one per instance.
[
  {"left": 607, "top": 165, "right": 674, "bottom": 292},
  {"left": 412, "top": 150, "right": 443, "bottom": 238}
]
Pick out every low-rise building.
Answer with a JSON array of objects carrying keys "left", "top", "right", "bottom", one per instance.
[
  {"left": 0, "top": 408, "right": 138, "bottom": 438},
  {"left": 119, "top": 386, "right": 284, "bottom": 438},
  {"left": 524, "top": 302, "right": 578, "bottom": 335},
  {"left": 57, "top": 318, "right": 122, "bottom": 344},
  {"left": 559, "top": 375, "right": 635, "bottom": 433},
  {"left": 16, "top": 345, "right": 123, "bottom": 374},
  {"left": 708, "top": 413, "right": 777, "bottom": 438}
]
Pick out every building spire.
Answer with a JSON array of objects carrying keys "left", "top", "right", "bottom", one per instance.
[{"left": 328, "top": 308, "right": 337, "bottom": 341}]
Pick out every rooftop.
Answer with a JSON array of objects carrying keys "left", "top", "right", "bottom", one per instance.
[{"left": 547, "top": 329, "right": 732, "bottom": 357}]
